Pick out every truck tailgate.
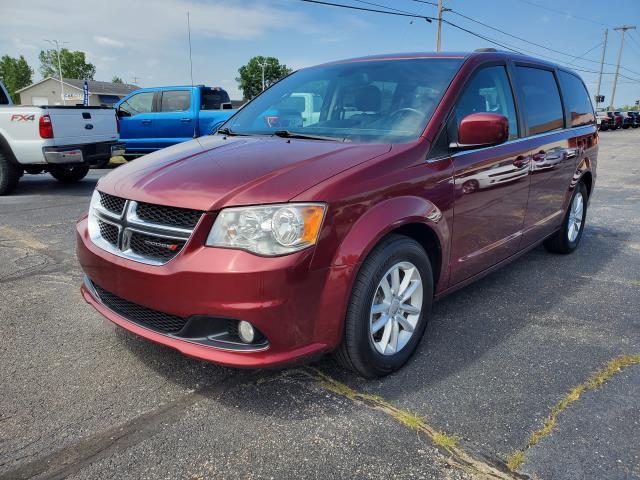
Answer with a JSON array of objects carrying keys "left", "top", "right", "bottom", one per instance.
[{"left": 48, "top": 107, "right": 119, "bottom": 146}]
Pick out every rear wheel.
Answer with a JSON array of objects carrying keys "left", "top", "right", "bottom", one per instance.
[
  {"left": 333, "top": 235, "right": 433, "bottom": 378},
  {"left": 543, "top": 182, "right": 588, "bottom": 254},
  {"left": 0, "top": 151, "right": 22, "bottom": 195},
  {"left": 49, "top": 164, "right": 90, "bottom": 183}
]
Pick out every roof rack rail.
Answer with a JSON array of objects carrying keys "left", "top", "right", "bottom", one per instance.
[{"left": 474, "top": 48, "right": 498, "bottom": 52}]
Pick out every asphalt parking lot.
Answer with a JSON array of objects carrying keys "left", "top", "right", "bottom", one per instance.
[{"left": 1, "top": 129, "right": 639, "bottom": 480}]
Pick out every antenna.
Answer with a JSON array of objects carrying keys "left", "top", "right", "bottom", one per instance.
[{"left": 187, "top": 11, "right": 194, "bottom": 88}]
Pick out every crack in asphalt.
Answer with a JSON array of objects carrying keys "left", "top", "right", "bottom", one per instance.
[
  {"left": 299, "top": 368, "right": 524, "bottom": 480},
  {"left": 505, "top": 354, "right": 640, "bottom": 472},
  {"left": 0, "top": 371, "right": 273, "bottom": 480}
]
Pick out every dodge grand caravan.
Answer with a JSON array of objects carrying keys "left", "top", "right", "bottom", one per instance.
[{"left": 77, "top": 51, "right": 597, "bottom": 377}]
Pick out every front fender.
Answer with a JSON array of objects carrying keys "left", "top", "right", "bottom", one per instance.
[{"left": 331, "top": 195, "right": 450, "bottom": 286}]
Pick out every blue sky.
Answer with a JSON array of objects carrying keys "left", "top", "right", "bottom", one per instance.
[{"left": 1, "top": 0, "right": 638, "bottom": 105}]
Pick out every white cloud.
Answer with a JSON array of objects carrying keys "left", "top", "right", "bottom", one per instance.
[{"left": 93, "top": 36, "right": 125, "bottom": 48}]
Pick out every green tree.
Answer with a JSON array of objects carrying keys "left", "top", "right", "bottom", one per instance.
[
  {"left": 236, "top": 56, "right": 292, "bottom": 100},
  {"left": 39, "top": 48, "right": 96, "bottom": 80},
  {"left": 111, "top": 75, "right": 124, "bottom": 84},
  {"left": 0, "top": 55, "right": 33, "bottom": 103}
]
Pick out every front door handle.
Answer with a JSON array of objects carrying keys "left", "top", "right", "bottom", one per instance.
[
  {"left": 141, "top": 119, "right": 152, "bottom": 125},
  {"left": 180, "top": 118, "right": 192, "bottom": 123},
  {"left": 532, "top": 151, "right": 546, "bottom": 162},
  {"left": 512, "top": 155, "right": 529, "bottom": 168}
]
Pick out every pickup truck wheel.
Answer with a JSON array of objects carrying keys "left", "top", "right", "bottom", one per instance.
[
  {"left": 544, "top": 182, "right": 588, "bottom": 254},
  {"left": 0, "top": 151, "right": 22, "bottom": 195},
  {"left": 49, "top": 165, "right": 90, "bottom": 183},
  {"left": 333, "top": 234, "right": 433, "bottom": 378}
]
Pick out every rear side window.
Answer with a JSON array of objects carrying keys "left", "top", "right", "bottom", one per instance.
[
  {"left": 119, "top": 92, "right": 154, "bottom": 116},
  {"left": 161, "top": 91, "right": 190, "bottom": 112},
  {"left": 454, "top": 65, "right": 519, "bottom": 140},
  {"left": 557, "top": 71, "right": 595, "bottom": 127},
  {"left": 514, "top": 67, "right": 564, "bottom": 135},
  {"left": 201, "top": 89, "right": 230, "bottom": 110}
]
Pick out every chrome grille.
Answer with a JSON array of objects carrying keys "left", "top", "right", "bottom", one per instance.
[
  {"left": 136, "top": 202, "right": 202, "bottom": 229},
  {"left": 89, "top": 191, "right": 204, "bottom": 266},
  {"left": 99, "top": 192, "right": 126, "bottom": 216},
  {"left": 98, "top": 219, "right": 119, "bottom": 246}
]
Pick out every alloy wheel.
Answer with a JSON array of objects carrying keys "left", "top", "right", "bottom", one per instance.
[{"left": 369, "top": 261, "right": 423, "bottom": 356}]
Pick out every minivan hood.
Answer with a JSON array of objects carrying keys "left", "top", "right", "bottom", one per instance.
[{"left": 99, "top": 136, "right": 391, "bottom": 211}]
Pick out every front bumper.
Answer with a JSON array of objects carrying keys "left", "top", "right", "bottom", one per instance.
[
  {"left": 44, "top": 141, "right": 125, "bottom": 165},
  {"left": 76, "top": 216, "right": 353, "bottom": 368}
]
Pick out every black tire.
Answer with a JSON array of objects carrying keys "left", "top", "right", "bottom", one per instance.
[
  {"left": 333, "top": 234, "right": 434, "bottom": 378},
  {"left": 544, "top": 182, "right": 588, "bottom": 254},
  {"left": 49, "top": 164, "right": 90, "bottom": 183},
  {"left": 0, "top": 151, "right": 22, "bottom": 195}
]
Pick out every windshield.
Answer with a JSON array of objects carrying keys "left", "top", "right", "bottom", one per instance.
[{"left": 224, "top": 58, "right": 463, "bottom": 143}]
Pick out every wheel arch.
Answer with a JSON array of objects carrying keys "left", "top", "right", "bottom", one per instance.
[
  {"left": 330, "top": 196, "right": 450, "bottom": 295},
  {"left": 0, "top": 132, "right": 20, "bottom": 166}
]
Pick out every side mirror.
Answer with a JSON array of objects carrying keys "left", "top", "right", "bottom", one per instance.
[
  {"left": 116, "top": 107, "right": 130, "bottom": 118},
  {"left": 221, "top": 102, "right": 233, "bottom": 110},
  {"left": 451, "top": 113, "right": 509, "bottom": 150}
]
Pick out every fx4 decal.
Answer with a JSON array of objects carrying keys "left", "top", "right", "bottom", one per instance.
[{"left": 11, "top": 114, "right": 35, "bottom": 122}]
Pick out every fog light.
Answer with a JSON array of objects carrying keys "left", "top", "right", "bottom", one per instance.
[{"left": 238, "top": 321, "right": 256, "bottom": 343}]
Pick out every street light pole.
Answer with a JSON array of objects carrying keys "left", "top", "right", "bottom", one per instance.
[
  {"left": 610, "top": 25, "right": 636, "bottom": 111},
  {"left": 45, "top": 39, "right": 68, "bottom": 105},
  {"left": 258, "top": 61, "right": 267, "bottom": 91},
  {"left": 595, "top": 29, "right": 608, "bottom": 111}
]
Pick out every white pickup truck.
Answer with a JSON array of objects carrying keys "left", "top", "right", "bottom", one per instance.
[{"left": 0, "top": 86, "right": 124, "bottom": 195}]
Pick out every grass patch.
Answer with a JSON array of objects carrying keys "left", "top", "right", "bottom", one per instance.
[
  {"left": 506, "top": 354, "right": 640, "bottom": 471},
  {"left": 506, "top": 450, "right": 525, "bottom": 471}
]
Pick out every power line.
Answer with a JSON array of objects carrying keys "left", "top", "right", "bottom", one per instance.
[
  {"left": 296, "top": 0, "right": 640, "bottom": 84},
  {"left": 567, "top": 43, "right": 602, "bottom": 66},
  {"left": 513, "top": 0, "right": 611, "bottom": 27},
  {"left": 352, "top": 0, "right": 417, "bottom": 16},
  {"left": 299, "top": 0, "right": 433, "bottom": 21},
  {"left": 446, "top": 8, "right": 640, "bottom": 76}
]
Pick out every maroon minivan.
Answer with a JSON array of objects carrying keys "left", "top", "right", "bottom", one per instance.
[{"left": 77, "top": 51, "right": 597, "bottom": 377}]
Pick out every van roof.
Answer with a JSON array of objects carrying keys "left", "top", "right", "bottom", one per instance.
[{"left": 318, "top": 51, "right": 565, "bottom": 72}]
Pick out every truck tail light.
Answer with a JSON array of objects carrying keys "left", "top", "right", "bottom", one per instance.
[{"left": 39, "top": 114, "right": 54, "bottom": 139}]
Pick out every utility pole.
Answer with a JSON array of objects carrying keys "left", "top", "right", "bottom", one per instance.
[
  {"left": 435, "top": 0, "right": 451, "bottom": 52},
  {"left": 610, "top": 25, "right": 636, "bottom": 111},
  {"left": 436, "top": 0, "right": 443, "bottom": 52},
  {"left": 595, "top": 29, "right": 608, "bottom": 111},
  {"left": 45, "top": 39, "right": 68, "bottom": 105}
]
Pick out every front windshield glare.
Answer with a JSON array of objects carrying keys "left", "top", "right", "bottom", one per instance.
[{"left": 224, "top": 58, "right": 463, "bottom": 143}]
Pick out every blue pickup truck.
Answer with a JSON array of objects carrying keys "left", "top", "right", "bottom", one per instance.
[{"left": 115, "top": 85, "right": 236, "bottom": 154}]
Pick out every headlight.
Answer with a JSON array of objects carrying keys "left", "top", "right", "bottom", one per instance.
[
  {"left": 206, "top": 203, "right": 326, "bottom": 256},
  {"left": 87, "top": 190, "right": 101, "bottom": 240}
]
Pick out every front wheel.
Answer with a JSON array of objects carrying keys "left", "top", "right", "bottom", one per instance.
[
  {"left": 333, "top": 235, "right": 433, "bottom": 378},
  {"left": 544, "top": 182, "right": 588, "bottom": 254},
  {"left": 49, "top": 165, "right": 90, "bottom": 183}
]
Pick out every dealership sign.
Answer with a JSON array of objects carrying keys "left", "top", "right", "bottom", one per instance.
[{"left": 62, "top": 92, "right": 84, "bottom": 101}]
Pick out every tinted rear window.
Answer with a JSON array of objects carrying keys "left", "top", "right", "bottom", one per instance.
[
  {"left": 557, "top": 71, "right": 595, "bottom": 127},
  {"left": 201, "top": 89, "right": 230, "bottom": 110},
  {"left": 161, "top": 90, "right": 190, "bottom": 112},
  {"left": 0, "top": 86, "right": 9, "bottom": 105},
  {"left": 514, "top": 67, "right": 564, "bottom": 135}
]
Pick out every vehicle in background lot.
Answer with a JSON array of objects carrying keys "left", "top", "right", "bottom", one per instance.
[
  {"left": 116, "top": 85, "right": 236, "bottom": 155},
  {"left": 621, "top": 111, "right": 639, "bottom": 128},
  {"left": 0, "top": 81, "right": 12, "bottom": 105},
  {"left": 606, "top": 111, "right": 623, "bottom": 130},
  {"left": 595, "top": 111, "right": 612, "bottom": 131},
  {"left": 0, "top": 105, "right": 123, "bottom": 195},
  {"left": 77, "top": 51, "right": 597, "bottom": 378}
]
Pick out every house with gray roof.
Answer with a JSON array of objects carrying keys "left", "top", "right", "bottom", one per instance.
[{"left": 16, "top": 77, "right": 139, "bottom": 106}]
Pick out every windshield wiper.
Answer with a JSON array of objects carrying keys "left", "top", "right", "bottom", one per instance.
[
  {"left": 273, "top": 130, "right": 349, "bottom": 142},
  {"left": 217, "top": 127, "right": 251, "bottom": 137}
]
